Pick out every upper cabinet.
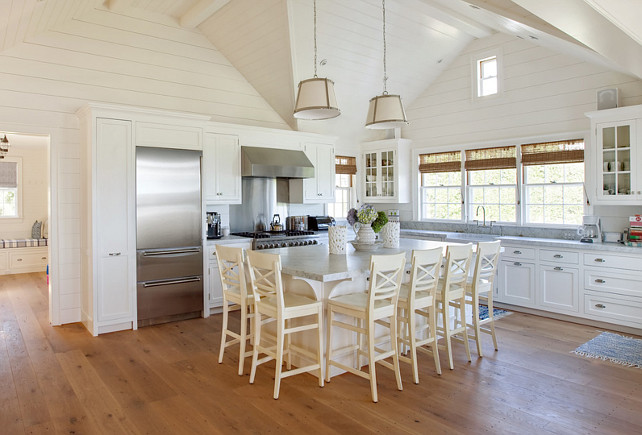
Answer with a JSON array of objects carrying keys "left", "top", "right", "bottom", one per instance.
[
  {"left": 203, "top": 132, "right": 242, "bottom": 204},
  {"left": 360, "top": 139, "right": 411, "bottom": 203},
  {"left": 586, "top": 105, "right": 642, "bottom": 205},
  {"left": 287, "top": 141, "right": 336, "bottom": 203}
]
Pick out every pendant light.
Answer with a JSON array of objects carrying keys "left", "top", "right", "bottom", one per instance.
[
  {"left": 365, "top": 0, "right": 408, "bottom": 129},
  {"left": 293, "top": 0, "right": 340, "bottom": 120},
  {"left": 0, "top": 135, "right": 9, "bottom": 159}
]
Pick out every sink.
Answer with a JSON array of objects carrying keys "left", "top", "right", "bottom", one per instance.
[{"left": 444, "top": 233, "right": 497, "bottom": 242}]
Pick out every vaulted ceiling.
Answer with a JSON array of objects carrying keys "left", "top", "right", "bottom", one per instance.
[{"left": 4, "top": 0, "right": 642, "bottom": 144}]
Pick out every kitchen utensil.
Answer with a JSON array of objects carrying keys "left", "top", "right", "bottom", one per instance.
[{"left": 270, "top": 214, "right": 283, "bottom": 232}]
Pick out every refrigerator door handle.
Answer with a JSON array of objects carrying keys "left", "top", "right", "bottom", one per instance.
[
  {"left": 142, "top": 248, "right": 201, "bottom": 257},
  {"left": 142, "top": 276, "right": 202, "bottom": 288}
]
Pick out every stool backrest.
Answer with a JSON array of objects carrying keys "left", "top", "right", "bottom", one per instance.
[
  {"left": 408, "top": 247, "right": 443, "bottom": 304},
  {"left": 442, "top": 243, "right": 473, "bottom": 295},
  {"left": 472, "top": 240, "right": 501, "bottom": 291},
  {"left": 247, "top": 250, "right": 284, "bottom": 311},
  {"left": 368, "top": 252, "right": 406, "bottom": 310},
  {"left": 215, "top": 245, "right": 250, "bottom": 301}
]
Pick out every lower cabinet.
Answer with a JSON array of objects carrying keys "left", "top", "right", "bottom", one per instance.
[
  {"left": 498, "top": 260, "right": 536, "bottom": 307},
  {"left": 539, "top": 264, "right": 579, "bottom": 314},
  {"left": 0, "top": 247, "right": 48, "bottom": 275}
]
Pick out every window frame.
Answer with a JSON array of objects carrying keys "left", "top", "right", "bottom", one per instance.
[
  {"left": 328, "top": 173, "right": 354, "bottom": 221},
  {"left": 471, "top": 48, "right": 503, "bottom": 101},
  {"left": 0, "top": 156, "right": 23, "bottom": 220}
]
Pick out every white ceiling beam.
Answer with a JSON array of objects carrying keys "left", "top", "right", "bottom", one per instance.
[
  {"left": 417, "top": 0, "right": 493, "bottom": 39},
  {"left": 105, "top": 0, "right": 134, "bottom": 13},
  {"left": 512, "top": 0, "right": 642, "bottom": 79},
  {"left": 179, "top": 0, "right": 231, "bottom": 29}
]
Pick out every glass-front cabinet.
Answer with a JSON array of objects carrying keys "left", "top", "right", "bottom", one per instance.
[
  {"left": 360, "top": 139, "right": 410, "bottom": 203},
  {"left": 586, "top": 105, "right": 642, "bottom": 205}
]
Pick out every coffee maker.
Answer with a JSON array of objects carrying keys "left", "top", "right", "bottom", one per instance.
[
  {"left": 577, "top": 215, "right": 602, "bottom": 243},
  {"left": 207, "top": 212, "right": 222, "bottom": 239}
]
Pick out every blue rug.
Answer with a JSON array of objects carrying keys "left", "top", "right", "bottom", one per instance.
[
  {"left": 574, "top": 332, "right": 642, "bottom": 368},
  {"left": 478, "top": 304, "right": 510, "bottom": 320}
]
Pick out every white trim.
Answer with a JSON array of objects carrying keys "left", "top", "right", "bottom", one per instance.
[{"left": 0, "top": 156, "right": 22, "bottom": 219}]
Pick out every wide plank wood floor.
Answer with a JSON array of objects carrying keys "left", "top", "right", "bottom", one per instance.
[{"left": 2, "top": 272, "right": 642, "bottom": 434}]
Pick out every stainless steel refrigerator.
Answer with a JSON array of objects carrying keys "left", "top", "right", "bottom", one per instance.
[{"left": 136, "top": 147, "right": 203, "bottom": 325}]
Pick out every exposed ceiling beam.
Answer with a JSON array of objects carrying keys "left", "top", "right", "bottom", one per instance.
[
  {"left": 512, "top": 0, "right": 642, "bottom": 79},
  {"left": 583, "top": 0, "right": 642, "bottom": 46},
  {"left": 180, "top": 0, "right": 231, "bottom": 29},
  {"left": 414, "top": 0, "right": 493, "bottom": 39},
  {"left": 105, "top": 0, "right": 134, "bottom": 13}
]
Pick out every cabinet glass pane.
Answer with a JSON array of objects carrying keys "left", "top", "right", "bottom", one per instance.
[
  {"left": 616, "top": 125, "right": 630, "bottom": 148},
  {"left": 602, "top": 127, "right": 615, "bottom": 149}
]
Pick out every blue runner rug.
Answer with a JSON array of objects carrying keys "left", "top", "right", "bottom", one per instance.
[
  {"left": 478, "top": 304, "right": 510, "bottom": 320},
  {"left": 574, "top": 331, "right": 642, "bottom": 368}
]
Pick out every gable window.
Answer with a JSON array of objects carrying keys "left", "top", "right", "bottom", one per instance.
[
  {"left": 419, "top": 151, "right": 462, "bottom": 220},
  {"left": 521, "top": 139, "right": 585, "bottom": 226},
  {"left": 328, "top": 156, "right": 356, "bottom": 219},
  {"left": 465, "top": 147, "right": 517, "bottom": 223},
  {"left": 478, "top": 56, "right": 498, "bottom": 97},
  {"left": 0, "top": 160, "right": 19, "bottom": 218}
]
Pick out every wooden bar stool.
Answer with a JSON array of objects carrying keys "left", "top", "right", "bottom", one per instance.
[
  {"left": 216, "top": 245, "right": 254, "bottom": 375},
  {"left": 326, "top": 252, "right": 406, "bottom": 403},
  {"left": 246, "top": 250, "right": 324, "bottom": 399},
  {"left": 397, "top": 248, "right": 443, "bottom": 383},
  {"left": 465, "top": 241, "right": 502, "bottom": 357},
  {"left": 436, "top": 243, "right": 473, "bottom": 370}
]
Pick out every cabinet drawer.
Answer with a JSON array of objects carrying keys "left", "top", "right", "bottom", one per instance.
[
  {"left": 583, "top": 252, "right": 642, "bottom": 270},
  {"left": 539, "top": 249, "right": 579, "bottom": 264},
  {"left": 502, "top": 246, "right": 535, "bottom": 260},
  {"left": 9, "top": 251, "right": 48, "bottom": 269},
  {"left": 584, "top": 270, "right": 642, "bottom": 298},
  {"left": 584, "top": 291, "right": 642, "bottom": 327}
]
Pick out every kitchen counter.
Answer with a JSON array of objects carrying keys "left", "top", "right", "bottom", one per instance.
[{"left": 205, "top": 235, "right": 253, "bottom": 245}]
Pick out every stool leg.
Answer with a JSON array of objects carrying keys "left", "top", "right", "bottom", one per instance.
[
  {"left": 408, "top": 308, "right": 419, "bottom": 384},
  {"left": 273, "top": 318, "right": 285, "bottom": 399},
  {"left": 460, "top": 296, "right": 472, "bottom": 363},
  {"left": 390, "top": 313, "right": 403, "bottom": 392},
  {"left": 472, "top": 300, "right": 483, "bottom": 357},
  {"left": 250, "top": 310, "right": 261, "bottom": 384},
  {"left": 317, "top": 306, "right": 324, "bottom": 387},
  {"left": 429, "top": 303, "right": 441, "bottom": 375},
  {"left": 238, "top": 301, "right": 248, "bottom": 375},
  {"left": 218, "top": 298, "right": 229, "bottom": 364},
  {"left": 367, "top": 320, "right": 378, "bottom": 403},
  {"left": 325, "top": 308, "right": 333, "bottom": 383}
]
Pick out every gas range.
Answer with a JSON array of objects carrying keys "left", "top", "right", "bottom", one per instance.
[{"left": 231, "top": 230, "right": 321, "bottom": 250}]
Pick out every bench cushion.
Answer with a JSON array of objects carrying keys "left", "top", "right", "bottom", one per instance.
[{"left": 1, "top": 239, "right": 49, "bottom": 248}]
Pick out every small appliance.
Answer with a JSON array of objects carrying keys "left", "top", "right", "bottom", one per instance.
[
  {"left": 207, "top": 211, "right": 222, "bottom": 239},
  {"left": 577, "top": 216, "right": 602, "bottom": 243},
  {"left": 308, "top": 216, "right": 336, "bottom": 231}
]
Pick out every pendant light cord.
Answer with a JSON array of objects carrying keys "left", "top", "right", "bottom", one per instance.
[
  {"left": 313, "top": 0, "right": 318, "bottom": 78},
  {"left": 382, "top": 0, "right": 388, "bottom": 94}
]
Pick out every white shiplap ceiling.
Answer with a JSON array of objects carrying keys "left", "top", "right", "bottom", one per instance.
[{"left": 2, "top": 0, "right": 642, "bottom": 143}]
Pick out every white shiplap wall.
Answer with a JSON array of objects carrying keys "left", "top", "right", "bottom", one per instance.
[{"left": 0, "top": 1, "right": 289, "bottom": 324}]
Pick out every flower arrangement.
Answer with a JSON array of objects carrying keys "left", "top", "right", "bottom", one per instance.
[{"left": 346, "top": 205, "right": 388, "bottom": 233}]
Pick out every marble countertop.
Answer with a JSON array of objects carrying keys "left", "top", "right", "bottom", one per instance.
[
  {"left": 400, "top": 229, "right": 641, "bottom": 254},
  {"left": 261, "top": 238, "right": 452, "bottom": 282},
  {"left": 205, "top": 235, "right": 253, "bottom": 245}
]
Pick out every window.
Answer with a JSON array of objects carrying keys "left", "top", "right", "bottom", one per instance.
[
  {"left": 466, "top": 147, "right": 517, "bottom": 223},
  {"left": 478, "top": 56, "right": 497, "bottom": 97},
  {"left": 419, "top": 151, "right": 462, "bottom": 220},
  {"left": 522, "top": 140, "right": 585, "bottom": 225},
  {"left": 0, "top": 160, "right": 19, "bottom": 218},
  {"left": 329, "top": 156, "right": 356, "bottom": 220}
]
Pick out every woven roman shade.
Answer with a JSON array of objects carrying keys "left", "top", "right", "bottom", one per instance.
[
  {"left": 465, "top": 146, "right": 516, "bottom": 171},
  {"left": 521, "top": 139, "right": 584, "bottom": 166},
  {"left": 335, "top": 155, "right": 357, "bottom": 175},
  {"left": 0, "top": 161, "right": 17, "bottom": 188},
  {"left": 418, "top": 151, "right": 461, "bottom": 173}
]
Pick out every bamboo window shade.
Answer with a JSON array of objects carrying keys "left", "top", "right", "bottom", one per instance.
[
  {"left": 521, "top": 139, "right": 584, "bottom": 166},
  {"left": 335, "top": 155, "right": 357, "bottom": 175},
  {"left": 465, "top": 146, "right": 516, "bottom": 170},
  {"left": 418, "top": 151, "right": 461, "bottom": 173}
]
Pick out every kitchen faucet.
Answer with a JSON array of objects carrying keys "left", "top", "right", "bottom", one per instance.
[{"left": 476, "top": 205, "right": 486, "bottom": 227}]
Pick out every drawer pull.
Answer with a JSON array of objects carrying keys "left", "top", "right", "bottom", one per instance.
[
  {"left": 595, "top": 279, "right": 606, "bottom": 284},
  {"left": 595, "top": 303, "right": 606, "bottom": 309},
  {"left": 41, "top": 257, "right": 47, "bottom": 260},
  {"left": 554, "top": 266, "right": 563, "bottom": 271},
  {"left": 513, "top": 250, "right": 522, "bottom": 254},
  {"left": 594, "top": 258, "right": 605, "bottom": 263},
  {"left": 17, "top": 258, "right": 23, "bottom": 262},
  {"left": 108, "top": 252, "right": 121, "bottom": 256},
  {"left": 553, "top": 254, "right": 563, "bottom": 258},
  {"left": 513, "top": 262, "right": 522, "bottom": 266}
]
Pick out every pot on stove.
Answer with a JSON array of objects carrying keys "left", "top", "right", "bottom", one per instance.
[{"left": 270, "top": 214, "right": 283, "bottom": 232}]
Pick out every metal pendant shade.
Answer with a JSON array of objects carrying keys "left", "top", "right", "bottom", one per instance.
[
  {"left": 366, "top": 0, "right": 408, "bottom": 129},
  {"left": 293, "top": 0, "right": 340, "bottom": 120},
  {"left": 294, "top": 77, "right": 340, "bottom": 120},
  {"left": 0, "top": 135, "right": 9, "bottom": 159}
]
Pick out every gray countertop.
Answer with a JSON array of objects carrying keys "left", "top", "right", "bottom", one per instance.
[
  {"left": 205, "top": 235, "right": 253, "bottom": 245},
  {"left": 400, "top": 229, "right": 642, "bottom": 254}
]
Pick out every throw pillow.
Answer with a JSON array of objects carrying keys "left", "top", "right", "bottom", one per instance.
[
  {"left": 42, "top": 218, "right": 48, "bottom": 239},
  {"left": 31, "top": 220, "right": 42, "bottom": 239}
]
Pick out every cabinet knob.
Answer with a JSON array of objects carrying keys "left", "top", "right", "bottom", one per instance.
[
  {"left": 513, "top": 262, "right": 522, "bottom": 266},
  {"left": 595, "top": 278, "right": 606, "bottom": 284},
  {"left": 553, "top": 254, "right": 563, "bottom": 258},
  {"left": 17, "top": 258, "right": 22, "bottom": 261},
  {"left": 595, "top": 303, "right": 606, "bottom": 309},
  {"left": 554, "top": 266, "right": 563, "bottom": 271},
  {"left": 41, "top": 257, "right": 47, "bottom": 260},
  {"left": 594, "top": 258, "right": 605, "bottom": 263},
  {"left": 513, "top": 250, "right": 522, "bottom": 254},
  {"left": 108, "top": 252, "right": 121, "bottom": 256}
]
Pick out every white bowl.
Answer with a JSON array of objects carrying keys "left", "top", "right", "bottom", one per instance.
[{"left": 350, "top": 240, "right": 384, "bottom": 252}]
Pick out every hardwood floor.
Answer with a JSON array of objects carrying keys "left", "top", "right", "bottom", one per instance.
[{"left": 2, "top": 272, "right": 642, "bottom": 434}]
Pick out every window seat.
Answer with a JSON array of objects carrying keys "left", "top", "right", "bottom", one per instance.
[{"left": 0, "top": 240, "right": 48, "bottom": 275}]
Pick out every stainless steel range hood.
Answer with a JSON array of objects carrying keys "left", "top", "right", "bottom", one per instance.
[{"left": 241, "top": 146, "right": 314, "bottom": 179}]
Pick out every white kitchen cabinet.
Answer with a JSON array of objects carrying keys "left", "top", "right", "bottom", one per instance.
[
  {"left": 78, "top": 113, "right": 137, "bottom": 336},
  {"left": 586, "top": 105, "right": 642, "bottom": 205},
  {"left": 539, "top": 265, "right": 579, "bottom": 314},
  {"left": 203, "top": 132, "right": 242, "bottom": 204},
  {"left": 287, "top": 142, "right": 335, "bottom": 203},
  {"left": 498, "top": 259, "right": 536, "bottom": 307},
  {"left": 360, "top": 139, "right": 410, "bottom": 203}
]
